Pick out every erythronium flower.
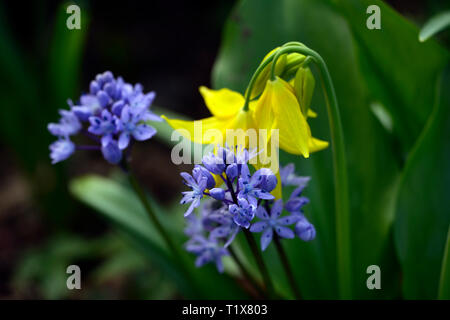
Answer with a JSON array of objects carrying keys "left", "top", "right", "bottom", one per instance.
[
  {"left": 250, "top": 200, "right": 299, "bottom": 251},
  {"left": 48, "top": 71, "right": 161, "bottom": 165},
  {"left": 162, "top": 46, "right": 329, "bottom": 173}
]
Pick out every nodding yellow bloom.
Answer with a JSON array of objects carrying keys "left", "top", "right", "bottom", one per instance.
[{"left": 162, "top": 47, "right": 329, "bottom": 198}]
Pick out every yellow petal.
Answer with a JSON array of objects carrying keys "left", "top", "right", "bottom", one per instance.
[
  {"left": 309, "top": 137, "right": 329, "bottom": 153},
  {"left": 307, "top": 109, "right": 317, "bottom": 118},
  {"left": 162, "top": 115, "right": 228, "bottom": 145},
  {"left": 253, "top": 81, "right": 277, "bottom": 144},
  {"left": 199, "top": 86, "right": 244, "bottom": 119},
  {"left": 269, "top": 77, "right": 310, "bottom": 158}
]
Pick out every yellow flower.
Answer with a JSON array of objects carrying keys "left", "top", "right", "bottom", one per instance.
[
  {"left": 162, "top": 86, "right": 254, "bottom": 147},
  {"left": 162, "top": 47, "right": 329, "bottom": 199}
]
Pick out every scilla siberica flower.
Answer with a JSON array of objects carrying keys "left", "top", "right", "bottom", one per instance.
[
  {"left": 181, "top": 146, "right": 316, "bottom": 271},
  {"left": 47, "top": 71, "right": 161, "bottom": 165}
]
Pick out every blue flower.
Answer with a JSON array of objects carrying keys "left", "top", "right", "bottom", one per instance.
[
  {"left": 101, "top": 138, "right": 122, "bottom": 164},
  {"left": 49, "top": 139, "right": 75, "bottom": 164},
  {"left": 192, "top": 165, "right": 215, "bottom": 190},
  {"left": 72, "top": 94, "right": 103, "bottom": 121},
  {"left": 279, "top": 163, "right": 310, "bottom": 188},
  {"left": 202, "top": 152, "right": 226, "bottom": 175},
  {"left": 185, "top": 235, "right": 228, "bottom": 273},
  {"left": 117, "top": 105, "right": 157, "bottom": 150},
  {"left": 229, "top": 197, "right": 256, "bottom": 229},
  {"left": 295, "top": 215, "right": 316, "bottom": 241},
  {"left": 237, "top": 164, "right": 274, "bottom": 206},
  {"left": 206, "top": 206, "right": 240, "bottom": 247},
  {"left": 250, "top": 200, "right": 299, "bottom": 251},
  {"left": 48, "top": 110, "right": 81, "bottom": 137},
  {"left": 180, "top": 171, "right": 208, "bottom": 217},
  {"left": 88, "top": 109, "right": 119, "bottom": 140},
  {"left": 48, "top": 71, "right": 159, "bottom": 165}
]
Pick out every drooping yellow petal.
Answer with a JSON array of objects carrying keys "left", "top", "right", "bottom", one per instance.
[
  {"left": 224, "top": 109, "right": 255, "bottom": 148},
  {"left": 252, "top": 81, "right": 277, "bottom": 144},
  {"left": 309, "top": 137, "right": 329, "bottom": 153},
  {"left": 269, "top": 77, "right": 310, "bottom": 158},
  {"left": 199, "top": 86, "right": 244, "bottom": 119},
  {"left": 162, "top": 115, "right": 229, "bottom": 145}
]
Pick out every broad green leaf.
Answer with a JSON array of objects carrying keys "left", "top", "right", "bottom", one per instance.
[
  {"left": 330, "top": 0, "right": 448, "bottom": 150},
  {"left": 213, "top": 0, "right": 401, "bottom": 298},
  {"left": 394, "top": 66, "right": 450, "bottom": 299},
  {"left": 70, "top": 174, "right": 247, "bottom": 299},
  {"left": 419, "top": 11, "right": 450, "bottom": 42}
]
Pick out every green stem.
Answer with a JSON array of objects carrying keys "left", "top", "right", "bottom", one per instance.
[
  {"left": 243, "top": 229, "right": 275, "bottom": 298},
  {"left": 273, "top": 234, "right": 301, "bottom": 299},
  {"left": 270, "top": 44, "right": 352, "bottom": 299},
  {"left": 128, "top": 171, "right": 180, "bottom": 260},
  {"left": 243, "top": 51, "right": 278, "bottom": 111},
  {"left": 228, "top": 245, "right": 266, "bottom": 298}
]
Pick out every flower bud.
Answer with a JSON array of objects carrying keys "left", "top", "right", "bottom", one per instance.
[
  {"left": 250, "top": 48, "right": 287, "bottom": 99},
  {"left": 226, "top": 163, "right": 238, "bottom": 180},
  {"left": 295, "top": 217, "right": 316, "bottom": 241},
  {"left": 209, "top": 188, "right": 225, "bottom": 201},
  {"left": 193, "top": 165, "right": 215, "bottom": 189},
  {"left": 293, "top": 66, "right": 315, "bottom": 116}
]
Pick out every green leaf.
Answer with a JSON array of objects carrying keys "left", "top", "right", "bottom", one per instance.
[
  {"left": 419, "top": 11, "right": 450, "bottom": 42},
  {"left": 330, "top": 0, "right": 448, "bottom": 150},
  {"left": 213, "top": 0, "right": 402, "bottom": 298},
  {"left": 70, "top": 174, "right": 247, "bottom": 299},
  {"left": 48, "top": 2, "right": 88, "bottom": 110},
  {"left": 438, "top": 227, "right": 450, "bottom": 299},
  {"left": 394, "top": 66, "right": 450, "bottom": 299}
]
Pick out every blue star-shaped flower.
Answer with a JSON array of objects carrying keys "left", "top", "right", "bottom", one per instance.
[{"left": 250, "top": 200, "right": 300, "bottom": 251}]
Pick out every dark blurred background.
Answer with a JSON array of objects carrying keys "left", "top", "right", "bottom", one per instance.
[{"left": 0, "top": 0, "right": 447, "bottom": 299}]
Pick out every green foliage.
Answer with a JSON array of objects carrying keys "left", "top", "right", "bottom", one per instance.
[
  {"left": 70, "top": 173, "right": 248, "bottom": 299},
  {"left": 419, "top": 11, "right": 450, "bottom": 42},
  {"left": 394, "top": 66, "right": 450, "bottom": 298}
]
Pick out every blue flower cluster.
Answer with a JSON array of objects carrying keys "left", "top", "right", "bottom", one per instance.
[
  {"left": 181, "top": 146, "right": 316, "bottom": 272},
  {"left": 48, "top": 71, "right": 161, "bottom": 164}
]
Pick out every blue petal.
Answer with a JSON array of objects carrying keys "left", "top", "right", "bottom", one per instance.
[
  {"left": 255, "top": 206, "right": 269, "bottom": 220},
  {"left": 101, "top": 141, "right": 122, "bottom": 164},
  {"left": 209, "top": 188, "right": 225, "bottom": 200},
  {"left": 270, "top": 199, "right": 284, "bottom": 219},
  {"left": 275, "top": 226, "right": 295, "bottom": 239},
  {"left": 276, "top": 215, "right": 300, "bottom": 226},
  {"left": 295, "top": 218, "right": 316, "bottom": 241},
  {"left": 250, "top": 221, "right": 268, "bottom": 233},
  {"left": 132, "top": 124, "right": 157, "bottom": 141},
  {"left": 118, "top": 132, "right": 131, "bottom": 150},
  {"left": 261, "top": 228, "right": 273, "bottom": 251}
]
